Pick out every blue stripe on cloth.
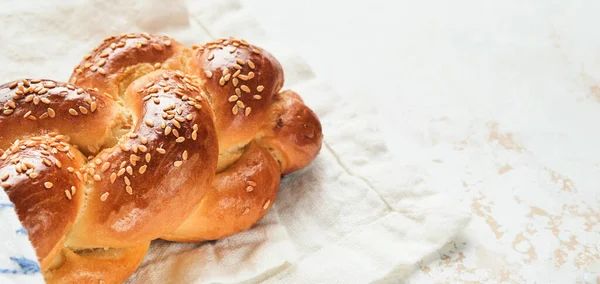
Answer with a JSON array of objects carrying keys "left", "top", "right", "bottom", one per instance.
[
  {"left": 0, "top": 203, "right": 14, "bottom": 208},
  {"left": 0, "top": 257, "right": 40, "bottom": 275},
  {"left": 15, "top": 228, "right": 27, "bottom": 235}
]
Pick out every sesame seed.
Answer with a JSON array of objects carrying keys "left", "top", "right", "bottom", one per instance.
[
  {"left": 236, "top": 58, "right": 245, "bottom": 65},
  {"left": 138, "top": 145, "right": 148, "bottom": 152},
  {"left": 1, "top": 183, "right": 10, "bottom": 188},
  {"left": 223, "top": 68, "right": 230, "bottom": 75},
  {"left": 67, "top": 167, "right": 74, "bottom": 172},
  {"left": 193, "top": 124, "right": 199, "bottom": 131},
  {"left": 174, "top": 161, "right": 183, "bottom": 167},
  {"left": 173, "top": 120, "right": 181, "bottom": 129},
  {"left": 192, "top": 130, "right": 198, "bottom": 140},
  {"left": 79, "top": 106, "right": 89, "bottom": 114},
  {"left": 175, "top": 116, "right": 185, "bottom": 123},
  {"left": 37, "top": 88, "right": 48, "bottom": 95},
  {"left": 139, "top": 165, "right": 147, "bottom": 174},
  {"left": 164, "top": 126, "right": 172, "bottom": 136},
  {"left": 42, "top": 158, "right": 51, "bottom": 167},
  {"left": 3, "top": 110, "right": 13, "bottom": 115},
  {"left": 153, "top": 98, "right": 160, "bottom": 104},
  {"left": 241, "top": 85, "right": 250, "bottom": 93},
  {"left": 165, "top": 40, "right": 172, "bottom": 47},
  {"left": 100, "top": 52, "right": 109, "bottom": 58},
  {"left": 23, "top": 111, "right": 32, "bottom": 118},
  {"left": 246, "top": 186, "right": 254, "bottom": 192},
  {"left": 233, "top": 70, "right": 241, "bottom": 78},
  {"left": 65, "top": 190, "right": 72, "bottom": 200},
  {"left": 100, "top": 192, "right": 109, "bottom": 201},
  {"left": 207, "top": 53, "right": 214, "bottom": 60},
  {"left": 98, "top": 68, "right": 106, "bottom": 75},
  {"left": 247, "top": 72, "right": 255, "bottom": 79},
  {"left": 263, "top": 200, "right": 271, "bottom": 209},
  {"left": 252, "top": 49, "right": 261, "bottom": 54},
  {"left": 130, "top": 155, "right": 137, "bottom": 166},
  {"left": 204, "top": 70, "right": 213, "bottom": 78},
  {"left": 8, "top": 81, "right": 18, "bottom": 89},
  {"left": 257, "top": 85, "right": 264, "bottom": 92},
  {"left": 90, "top": 102, "right": 97, "bottom": 112},
  {"left": 101, "top": 162, "right": 110, "bottom": 172},
  {"left": 124, "top": 176, "right": 131, "bottom": 185},
  {"left": 126, "top": 166, "right": 133, "bottom": 175},
  {"left": 90, "top": 66, "right": 98, "bottom": 72},
  {"left": 141, "top": 32, "right": 151, "bottom": 39},
  {"left": 232, "top": 105, "right": 239, "bottom": 115},
  {"left": 55, "top": 160, "right": 62, "bottom": 169},
  {"left": 176, "top": 137, "right": 185, "bottom": 143},
  {"left": 248, "top": 181, "right": 257, "bottom": 186},
  {"left": 110, "top": 173, "right": 117, "bottom": 183},
  {"left": 84, "top": 62, "right": 93, "bottom": 68},
  {"left": 157, "top": 148, "right": 166, "bottom": 154},
  {"left": 182, "top": 150, "right": 188, "bottom": 160},
  {"left": 126, "top": 186, "right": 133, "bottom": 195},
  {"left": 154, "top": 63, "right": 161, "bottom": 69},
  {"left": 24, "top": 95, "right": 34, "bottom": 102},
  {"left": 186, "top": 114, "right": 193, "bottom": 121},
  {"left": 234, "top": 64, "right": 242, "bottom": 70},
  {"left": 44, "top": 182, "right": 53, "bottom": 189},
  {"left": 232, "top": 78, "right": 239, "bottom": 86},
  {"left": 173, "top": 129, "right": 180, "bottom": 137},
  {"left": 77, "top": 88, "right": 84, "bottom": 94},
  {"left": 219, "top": 78, "right": 225, "bottom": 86},
  {"left": 71, "top": 186, "right": 76, "bottom": 195},
  {"left": 245, "top": 107, "right": 252, "bottom": 116},
  {"left": 140, "top": 137, "right": 148, "bottom": 144},
  {"left": 0, "top": 173, "right": 8, "bottom": 181},
  {"left": 242, "top": 208, "right": 250, "bottom": 215},
  {"left": 194, "top": 104, "right": 202, "bottom": 109},
  {"left": 230, "top": 47, "right": 237, "bottom": 53},
  {"left": 223, "top": 74, "right": 231, "bottom": 82},
  {"left": 68, "top": 109, "right": 78, "bottom": 116},
  {"left": 6, "top": 100, "right": 16, "bottom": 108},
  {"left": 145, "top": 153, "right": 151, "bottom": 163},
  {"left": 120, "top": 144, "right": 130, "bottom": 152},
  {"left": 237, "top": 100, "right": 245, "bottom": 108},
  {"left": 235, "top": 88, "right": 241, "bottom": 96},
  {"left": 152, "top": 44, "right": 163, "bottom": 51},
  {"left": 98, "top": 59, "right": 107, "bottom": 67},
  {"left": 145, "top": 120, "right": 154, "bottom": 127},
  {"left": 93, "top": 174, "right": 101, "bottom": 181},
  {"left": 118, "top": 168, "right": 126, "bottom": 176},
  {"left": 247, "top": 60, "right": 255, "bottom": 69},
  {"left": 47, "top": 108, "right": 56, "bottom": 118},
  {"left": 75, "top": 172, "right": 83, "bottom": 180}
]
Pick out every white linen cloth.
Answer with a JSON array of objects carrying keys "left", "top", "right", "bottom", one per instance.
[{"left": 0, "top": 0, "right": 470, "bottom": 283}]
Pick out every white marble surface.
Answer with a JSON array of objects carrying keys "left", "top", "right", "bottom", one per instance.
[{"left": 244, "top": 0, "right": 600, "bottom": 282}]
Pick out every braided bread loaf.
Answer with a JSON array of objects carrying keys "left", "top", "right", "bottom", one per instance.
[{"left": 0, "top": 34, "right": 322, "bottom": 283}]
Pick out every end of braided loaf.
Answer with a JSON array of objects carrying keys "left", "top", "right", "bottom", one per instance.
[{"left": 0, "top": 34, "right": 322, "bottom": 282}]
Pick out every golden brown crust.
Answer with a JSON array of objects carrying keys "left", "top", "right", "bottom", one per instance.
[
  {"left": 43, "top": 243, "right": 149, "bottom": 284},
  {"left": 188, "top": 37, "right": 284, "bottom": 153},
  {"left": 0, "top": 79, "right": 125, "bottom": 155},
  {"left": 0, "top": 34, "right": 323, "bottom": 282},
  {"left": 1, "top": 134, "right": 87, "bottom": 271},
  {"left": 163, "top": 142, "right": 280, "bottom": 242},
  {"left": 258, "top": 90, "right": 323, "bottom": 174},
  {"left": 69, "top": 33, "right": 191, "bottom": 100},
  {"left": 67, "top": 70, "right": 218, "bottom": 248}
]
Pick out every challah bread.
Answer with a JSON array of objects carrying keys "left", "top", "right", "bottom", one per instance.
[
  {"left": 65, "top": 70, "right": 218, "bottom": 249},
  {"left": 0, "top": 33, "right": 322, "bottom": 282}
]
